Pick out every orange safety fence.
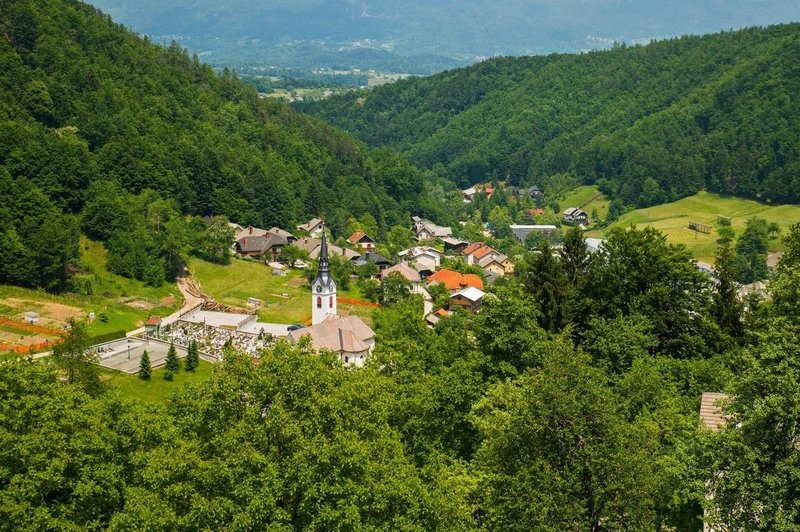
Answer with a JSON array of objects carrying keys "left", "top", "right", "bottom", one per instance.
[
  {"left": 338, "top": 297, "right": 381, "bottom": 308},
  {"left": 0, "top": 316, "right": 66, "bottom": 337},
  {"left": 0, "top": 339, "right": 60, "bottom": 353}
]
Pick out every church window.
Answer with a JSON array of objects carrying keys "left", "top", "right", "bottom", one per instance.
[
  {"left": 329, "top": 296, "right": 334, "bottom": 308},
  {"left": 316, "top": 296, "right": 322, "bottom": 308},
  {"left": 344, "top": 356, "right": 349, "bottom": 364}
]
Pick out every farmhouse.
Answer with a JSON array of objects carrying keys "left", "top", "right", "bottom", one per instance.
[
  {"left": 477, "top": 253, "right": 514, "bottom": 277},
  {"left": 462, "top": 187, "right": 478, "bottom": 202},
  {"left": 353, "top": 252, "right": 393, "bottom": 271},
  {"left": 585, "top": 238, "right": 606, "bottom": 254},
  {"left": 234, "top": 225, "right": 270, "bottom": 241},
  {"left": 442, "top": 237, "right": 469, "bottom": 253},
  {"left": 563, "top": 207, "right": 589, "bottom": 226},
  {"left": 298, "top": 218, "right": 325, "bottom": 237},
  {"left": 412, "top": 217, "right": 453, "bottom": 241},
  {"left": 513, "top": 185, "right": 543, "bottom": 200},
  {"left": 268, "top": 227, "right": 297, "bottom": 243},
  {"left": 397, "top": 246, "right": 442, "bottom": 274},
  {"left": 381, "top": 262, "right": 422, "bottom": 292},
  {"left": 427, "top": 268, "right": 484, "bottom": 293},
  {"left": 347, "top": 231, "right": 377, "bottom": 252},
  {"left": 234, "top": 232, "right": 288, "bottom": 261},
  {"left": 450, "top": 286, "right": 485, "bottom": 313},
  {"left": 296, "top": 237, "right": 361, "bottom": 260}
]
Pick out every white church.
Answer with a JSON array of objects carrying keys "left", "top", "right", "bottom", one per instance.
[{"left": 287, "top": 226, "right": 375, "bottom": 367}]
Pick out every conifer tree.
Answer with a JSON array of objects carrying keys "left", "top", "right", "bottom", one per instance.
[
  {"left": 165, "top": 342, "right": 180, "bottom": 373},
  {"left": 138, "top": 350, "right": 152, "bottom": 380},
  {"left": 185, "top": 340, "right": 199, "bottom": 372}
]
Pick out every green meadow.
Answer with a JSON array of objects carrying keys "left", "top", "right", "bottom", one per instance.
[
  {"left": 558, "top": 185, "right": 609, "bottom": 223},
  {"left": 594, "top": 191, "right": 800, "bottom": 262},
  {"left": 188, "top": 257, "right": 375, "bottom": 325},
  {"left": 103, "top": 360, "right": 215, "bottom": 405}
]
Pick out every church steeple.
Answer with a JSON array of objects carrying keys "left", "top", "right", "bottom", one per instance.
[
  {"left": 311, "top": 223, "right": 337, "bottom": 325},
  {"left": 316, "top": 225, "right": 332, "bottom": 286}
]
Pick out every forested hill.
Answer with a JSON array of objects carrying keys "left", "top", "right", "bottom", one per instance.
[
  {"left": 301, "top": 25, "right": 800, "bottom": 206},
  {"left": 0, "top": 0, "right": 445, "bottom": 290}
]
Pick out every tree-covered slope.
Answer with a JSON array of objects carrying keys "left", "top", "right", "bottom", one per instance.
[
  {"left": 0, "top": 0, "right": 446, "bottom": 290},
  {"left": 302, "top": 25, "right": 800, "bottom": 205}
]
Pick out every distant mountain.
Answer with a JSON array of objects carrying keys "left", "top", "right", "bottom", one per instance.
[
  {"left": 301, "top": 24, "right": 800, "bottom": 206},
  {"left": 85, "top": 0, "right": 799, "bottom": 72}
]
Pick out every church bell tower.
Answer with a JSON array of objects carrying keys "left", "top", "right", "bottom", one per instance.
[{"left": 311, "top": 226, "right": 337, "bottom": 325}]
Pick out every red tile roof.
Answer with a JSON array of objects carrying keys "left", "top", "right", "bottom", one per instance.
[
  {"left": 145, "top": 316, "right": 162, "bottom": 326},
  {"left": 462, "top": 242, "right": 485, "bottom": 256},
  {"left": 472, "top": 246, "right": 494, "bottom": 260},
  {"left": 427, "top": 268, "right": 484, "bottom": 291},
  {"left": 347, "top": 231, "right": 366, "bottom": 243}
]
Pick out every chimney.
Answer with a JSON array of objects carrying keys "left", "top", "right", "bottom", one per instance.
[{"left": 249, "top": 226, "right": 253, "bottom": 234}]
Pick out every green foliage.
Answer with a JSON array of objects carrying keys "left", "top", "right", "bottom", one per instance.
[
  {"left": 735, "top": 217, "right": 770, "bottom": 283},
  {"left": 184, "top": 340, "right": 199, "bottom": 372},
  {"left": 579, "top": 226, "right": 722, "bottom": 357},
  {"left": 713, "top": 239, "right": 744, "bottom": 339},
  {"left": 138, "top": 350, "right": 152, "bottom": 380},
  {"left": 164, "top": 342, "right": 180, "bottom": 373},
  {"left": 704, "top": 323, "right": 800, "bottom": 530},
  {"left": 0, "top": 172, "right": 80, "bottom": 290},
  {"left": 306, "top": 25, "right": 800, "bottom": 205},
  {"left": 51, "top": 318, "right": 103, "bottom": 396},
  {"left": 518, "top": 240, "right": 568, "bottom": 332},
  {"left": 473, "top": 344, "right": 665, "bottom": 530},
  {"left": 378, "top": 271, "right": 412, "bottom": 306},
  {"left": 87, "top": 330, "right": 127, "bottom": 345},
  {"left": 0, "top": 0, "right": 445, "bottom": 291}
]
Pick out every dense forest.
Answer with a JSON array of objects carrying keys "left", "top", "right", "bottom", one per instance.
[
  {"left": 302, "top": 24, "right": 800, "bottom": 205},
  {"left": 3, "top": 224, "right": 800, "bottom": 529},
  {"left": 0, "top": 0, "right": 453, "bottom": 290}
]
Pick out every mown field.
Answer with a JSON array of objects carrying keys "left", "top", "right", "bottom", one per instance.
[
  {"left": 558, "top": 185, "right": 609, "bottom": 224},
  {"left": 188, "top": 257, "right": 376, "bottom": 325},
  {"left": 103, "top": 360, "right": 215, "bottom": 405},
  {"left": 593, "top": 191, "right": 800, "bottom": 262}
]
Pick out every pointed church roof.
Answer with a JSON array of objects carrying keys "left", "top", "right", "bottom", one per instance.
[{"left": 314, "top": 224, "right": 335, "bottom": 288}]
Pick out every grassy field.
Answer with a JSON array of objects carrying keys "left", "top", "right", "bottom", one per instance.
[
  {"left": 558, "top": 185, "right": 609, "bottom": 222},
  {"left": 188, "top": 257, "right": 375, "bottom": 325},
  {"left": 0, "top": 238, "right": 182, "bottom": 352},
  {"left": 103, "top": 360, "right": 215, "bottom": 405},
  {"left": 592, "top": 191, "right": 800, "bottom": 262}
]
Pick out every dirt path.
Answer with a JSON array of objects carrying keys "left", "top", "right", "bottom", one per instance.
[{"left": 125, "top": 277, "right": 207, "bottom": 337}]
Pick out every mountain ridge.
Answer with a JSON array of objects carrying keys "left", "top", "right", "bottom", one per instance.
[
  {"left": 301, "top": 24, "right": 800, "bottom": 206},
  {"left": 85, "top": 0, "right": 800, "bottom": 72}
]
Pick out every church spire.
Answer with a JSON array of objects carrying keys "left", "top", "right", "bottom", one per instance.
[
  {"left": 315, "top": 223, "right": 332, "bottom": 287},
  {"left": 311, "top": 223, "right": 337, "bottom": 325}
]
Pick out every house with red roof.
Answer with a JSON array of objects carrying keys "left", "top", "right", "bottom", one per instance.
[
  {"left": 426, "top": 268, "right": 484, "bottom": 293},
  {"left": 347, "top": 231, "right": 376, "bottom": 252}
]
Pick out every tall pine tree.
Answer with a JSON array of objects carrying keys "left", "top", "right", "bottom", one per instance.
[
  {"left": 138, "top": 350, "right": 152, "bottom": 380},
  {"left": 165, "top": 342, "right": 180, "bottom": 373},
  {"left": 185, "top": 340, "right": 199, "bottom": 372}
]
